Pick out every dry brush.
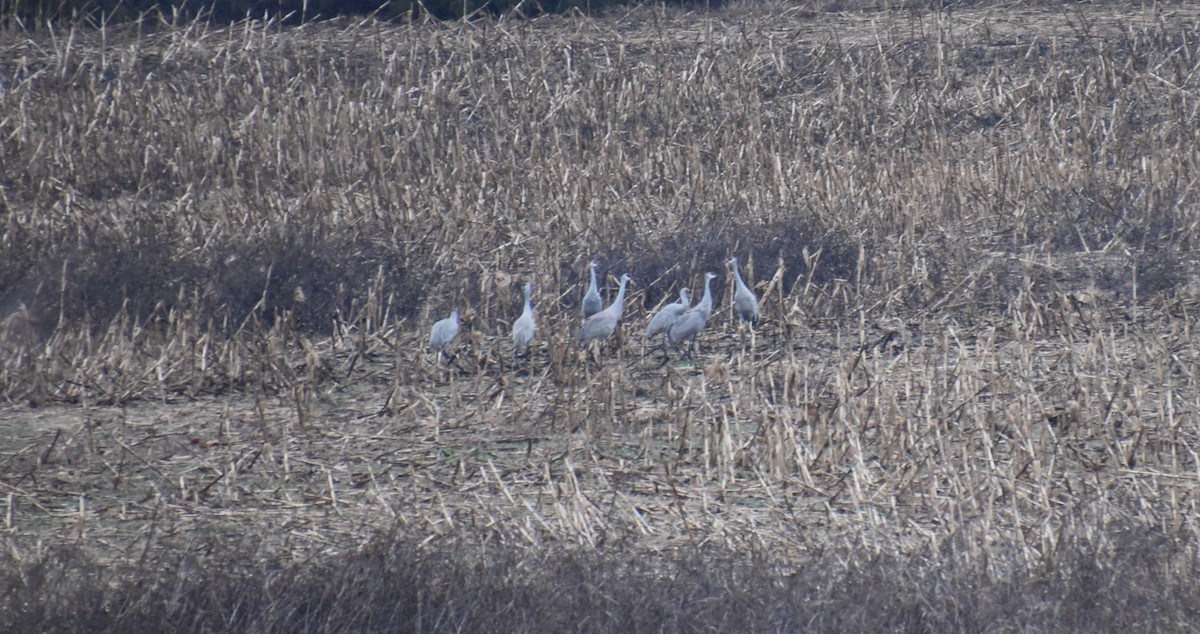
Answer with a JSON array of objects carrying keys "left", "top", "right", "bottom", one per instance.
[{"left": 2, "top": 2, "right": 1200, "bottom": 631}]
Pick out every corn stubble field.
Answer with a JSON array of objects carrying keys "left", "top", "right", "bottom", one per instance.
[{"left": 3, "top": 1, "right": 1200, "bottom": 630}]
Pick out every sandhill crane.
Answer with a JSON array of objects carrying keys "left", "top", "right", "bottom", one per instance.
[
  {"left": 578, "top": 273, "right": 632, "bottom": 345},
  {"left": 582, "top": 260, "right": 603, "bottom": 318},
  {"left": 428, "top": 308, "right": 460, "bottom": 359},
  {"left": 512, "top": 282, "right": 536, "bottom": 356},
  {"left": 728, "top": 256, "right": 760, "bottom": 324},
  {"left": 645, "top": 287, "right": 690, "bottom": 344},
  {"left": 668, "top": 272, "right": 717, "bottom": 355}
]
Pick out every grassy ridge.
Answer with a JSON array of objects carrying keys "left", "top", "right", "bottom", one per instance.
[{"left": 4, "top": 522, "right": 1198, "bottom": 632}]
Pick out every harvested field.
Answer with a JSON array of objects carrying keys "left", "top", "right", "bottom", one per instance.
[{"left": 3, "top": 1, "right": 1200, "bottom": 630}]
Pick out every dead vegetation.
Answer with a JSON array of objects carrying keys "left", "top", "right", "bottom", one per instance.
[{"left": 3, "top": 2, "right": 1200, "bottom": 631}]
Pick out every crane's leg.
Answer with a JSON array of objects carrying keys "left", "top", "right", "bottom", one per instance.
[
  {"left": 660, "top": 339, "right": 672, "bottom": 365},
  {"left": 444, "top": 348, "right": 464, "bottom": 373},
  {"left": 585, "top": 340, "right": 603, "bottom": 368},
  {"left": 746, "top": 322, "right": 757, "bottom": 358}
]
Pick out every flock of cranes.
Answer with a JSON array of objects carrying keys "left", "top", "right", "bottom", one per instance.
[{"left": 428, "top": 257, "right": 760, "bottom": 361}]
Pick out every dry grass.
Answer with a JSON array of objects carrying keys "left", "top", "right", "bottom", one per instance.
[{"left": 3, "top": 2, "right": 1200, "bottom": 630}]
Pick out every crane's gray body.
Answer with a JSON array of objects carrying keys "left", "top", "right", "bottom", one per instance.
[
  {"left": 728, "top": 257, "right": 760, "bottom": 324},
  {"left": 646, "top": 288, "right": 690, "bottom": 342},
  {"left": 579, "top": 274, "right": 631, "bottom": 344},
  {"left": 429, "top": 308, "right": 460, "bottom": 353},
  {"left": 512, "top": 283, "right": 536, "bottom": 352},
  {"left": 668, "top": 272, "right": 717, "bottom": 349}
]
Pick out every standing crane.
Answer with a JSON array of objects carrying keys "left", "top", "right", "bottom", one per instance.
[
  {"left": 668, "top": 272, "right": 717, "bottom": 357},
  {"left": 727, "top": 256, "right": 760, "bottom": 324},
  {"left": 512, "top": 282, "right": 536, "bottom": 358},
  {"left": 579, "top": 273, "right": 632, "bottom": 345},
  {"left": 428, "top": 308, "right": 460, "bottom": 361},
  {"left": 645, "top": 287, "right": 691, "bottom": 349}
]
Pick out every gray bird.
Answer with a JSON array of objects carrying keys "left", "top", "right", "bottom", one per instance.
[
  {"left": 645, "top": 287, "right": 690, "bottom": 343},
  {"left": 578, "top": 273, "right": 632, "bottom": 344},
  {"left": 668, "top": 272, "right": 717, "bottom": 353},
  {"left": 512, "top": 283, "right": 536, "bottom": 355},
  {"left": 728, "top": 256, "right": 760, "bottom": 324},
  {"left": 428, "top": 308, "right": 460, "bottom": 357},
  {"left": 582, "top": 260, "right": 603, "bottom": 318}
]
